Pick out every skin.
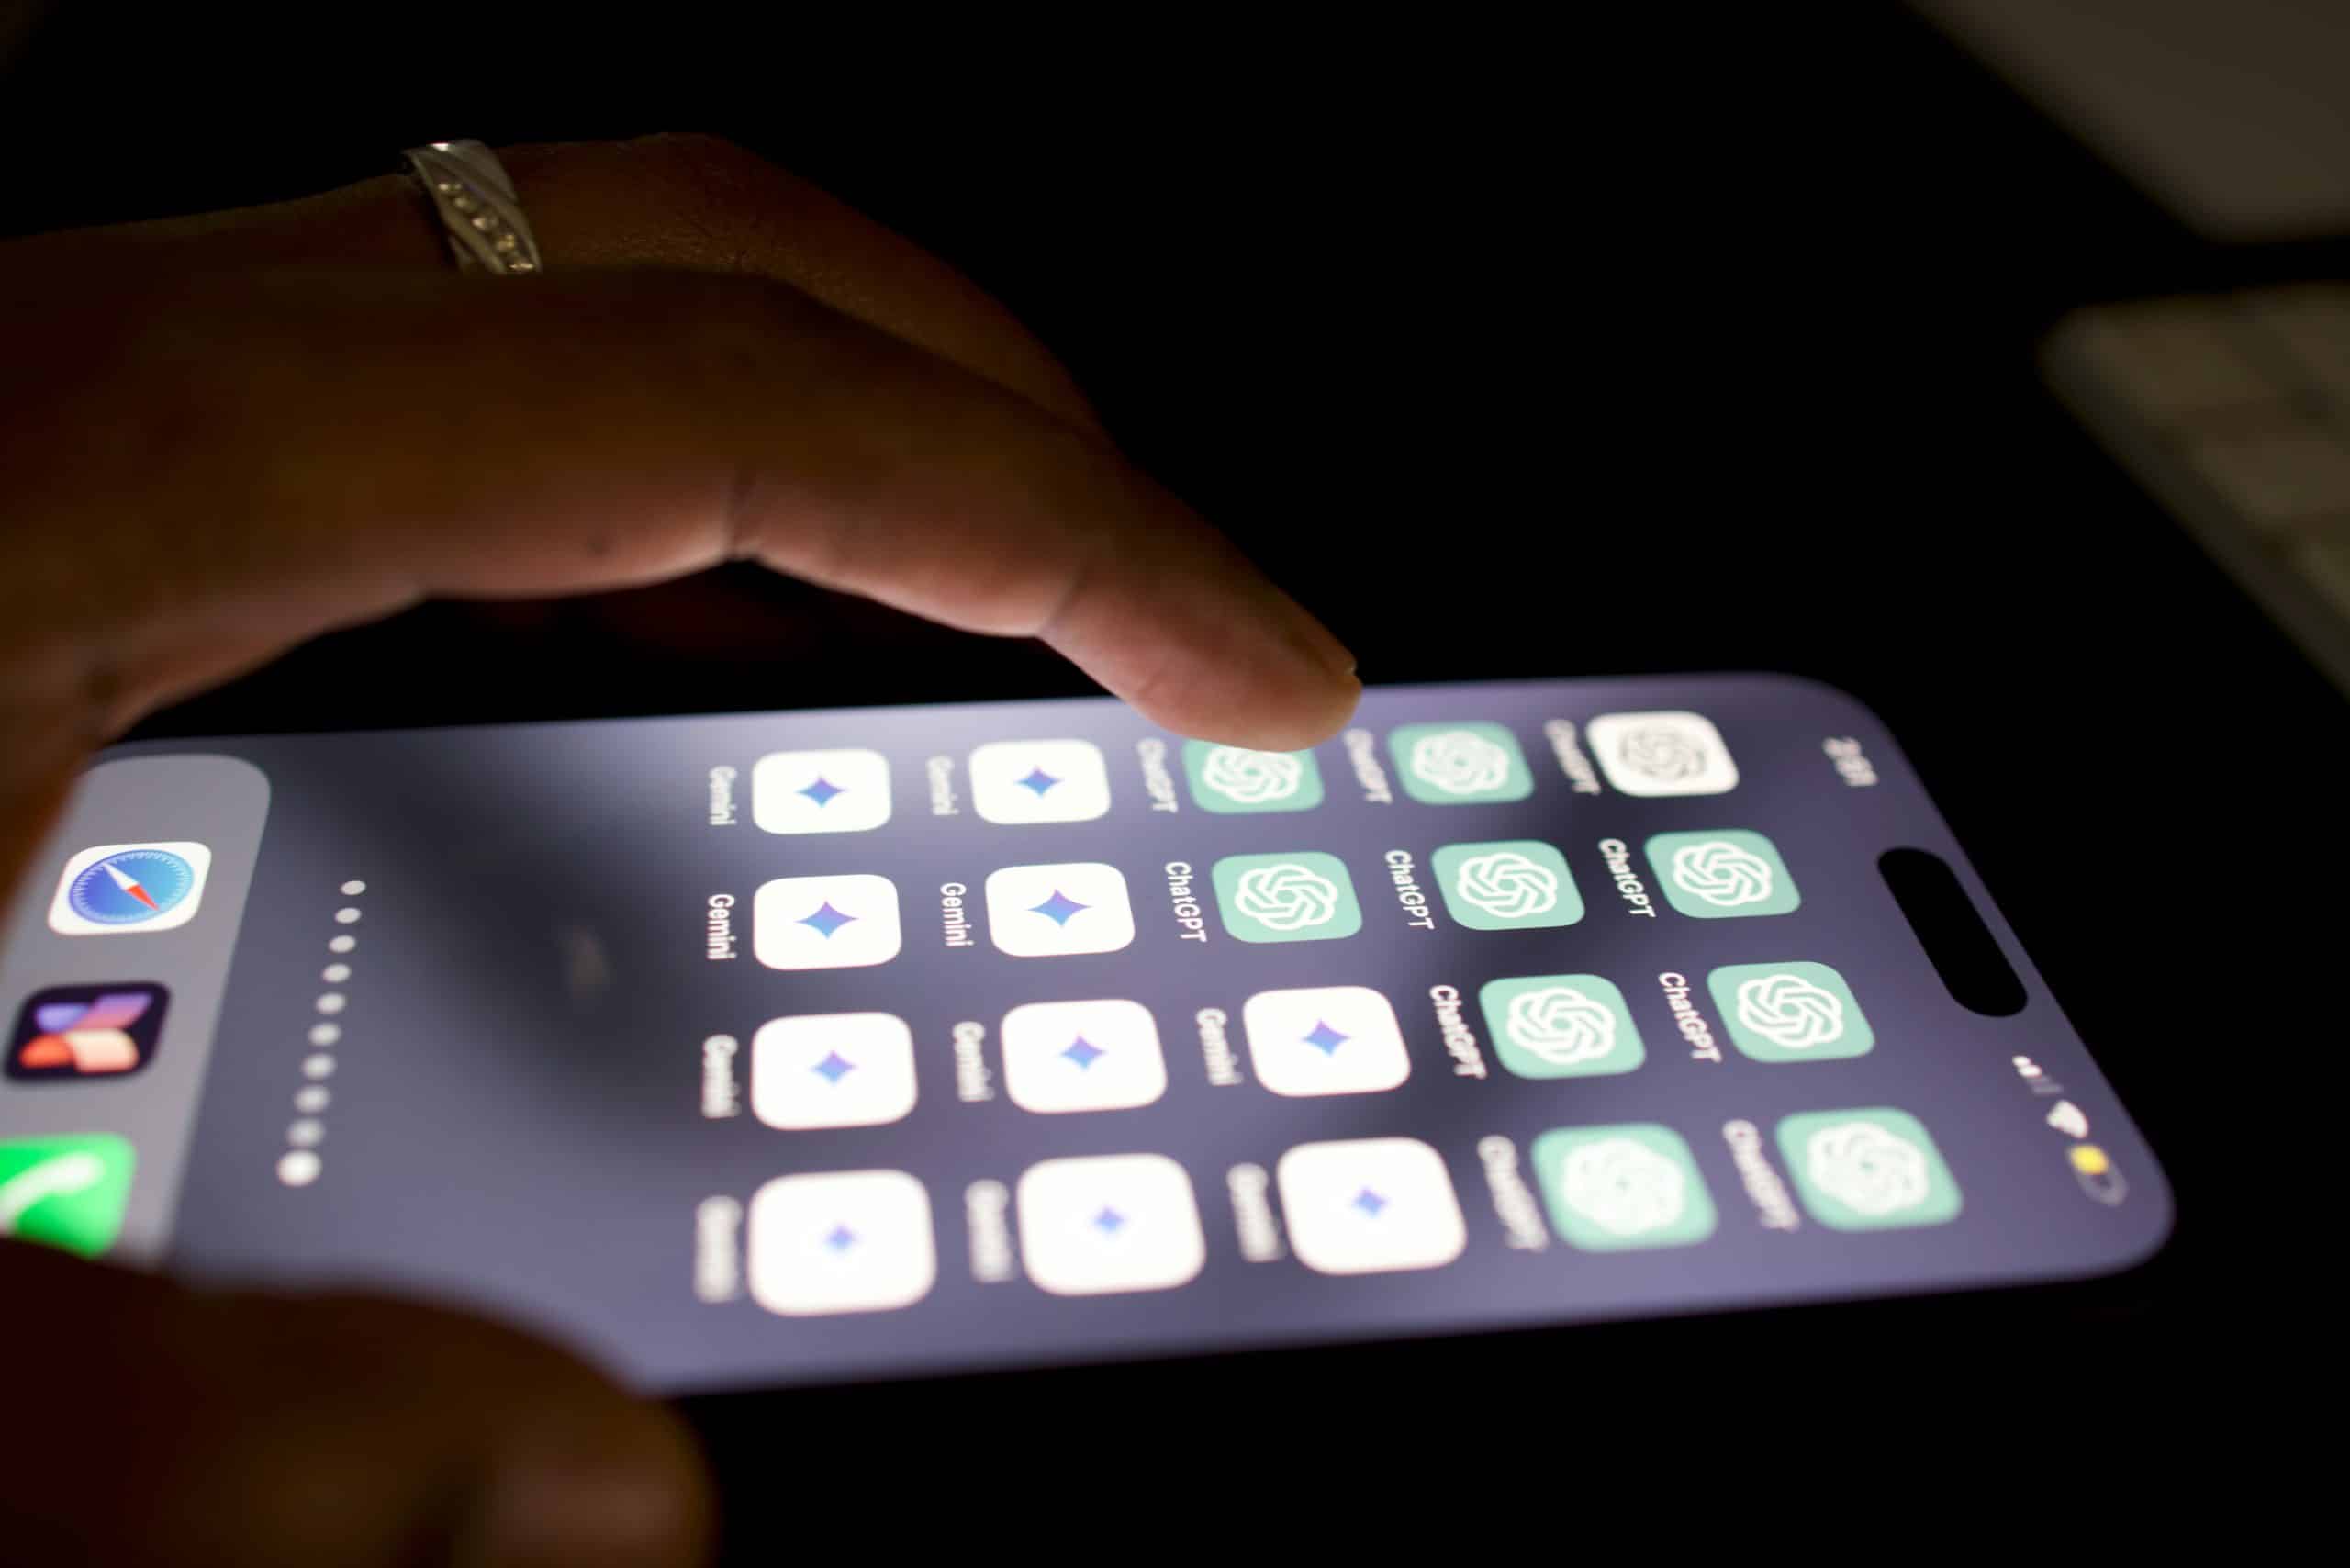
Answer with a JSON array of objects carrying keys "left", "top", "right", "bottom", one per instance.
[{"left": 0, "top": 134, "right": 1357, "bottom": 1565}]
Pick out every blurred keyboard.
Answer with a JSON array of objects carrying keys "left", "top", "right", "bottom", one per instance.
[{"left": 2043, "top": 285, "right": 2350, "bottom": 692}]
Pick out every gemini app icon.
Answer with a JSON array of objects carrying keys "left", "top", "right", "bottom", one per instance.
[
  {"left": 984, "top": 862, "right": 1136, "bottom": 957},
  {"left": 969, "top": 740, "right": 1112, "bottom": 824},
  {"left": 751, "top": 747, "right": 892, "bottom": 834},
  {"left": 1276, "top": 1137, "right": 1467, "bottom": 1276},
  {"left": 1211, "top": 852, "right": 1361, "bottom": 943},
  {"left": 751, "top": 1013, "right": 918, "bottom": 1129},
  {"left": 753, "top": 874, "right": 903, "bottom": 969},
  {"left": 1181, "top": 742, "right": 1325, "bottom": 813},
  {"left": 1001, "top": 999, "right": 1167, "bottom": 1113},
  {"left": 748, "top": 1169, "right": 936, "bottom": 1316}
]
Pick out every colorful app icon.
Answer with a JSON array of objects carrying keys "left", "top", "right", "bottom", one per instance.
[
  {"left": 1241, "top": 984, "right": 1411, "bottom": 1096},
  {"left": 1430, "top": 840, "right": 1584, "bottom": 930},
  {"left": 1387, "top": 722, "right": 1534, "bottom": 804},
  {"left": 750, "top": 1012, "right": 918, "bottom": 1129},
  {"left": 983, "top": 862, "right": 1136, "bottom": 957},
  {"left": 1276, "top": 1137, "right": 1467, "bottom": 1276},
  {"left": 1777, "top": 1107, "right": 1963, "bottom": 1230},
  {"left": 1645, "top": 829, "right": 1800, "bottom": 918},
  {"left": 0, "top": 1134, "right": 134, "bottom": 1257},
  {"left": 7, "top": 983, "right": 169, "bottom": 1081},
  {"left": 752, "top": 874, "right": 903, "bottom": 969},
  {"left": 1585, "top": 710, "right": 1740, "bottom": 796},
  {"left": 1180, "top": 742, "right": 1325, "bottom": 813},
  {"left": 1707, "top": 962, "right": 1874, "bottom": 1063},
  {"left": 1016, "top": 1152, "right": 1206, "bottom": 1296},
  {"left": 1530, "top": 1124, "right": 1718, "bottom": 1250},
  {"left": 747, "top": 1169, "right": 936, "bottom": 1316},
  {"left": 969, "top": 739, "right": 1113, "bottom": 824},
  {"left": 750, "top": 747, "right": 893, "bottom": 834},
  {"left": 1210, "top": 851, "right": 1361, "bottom": 943},
  {"left": 47, "top": 842, "right": 212, "bottom": 935},
  {"left": 1477, "top": 974, "right": 1644, "bottom": 1079},
  {"left": 1001, "top": 998, "right": 1167, "bottom": 1114}
]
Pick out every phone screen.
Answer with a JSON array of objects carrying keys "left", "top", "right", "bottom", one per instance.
[{"left": 0, "top": 675, "right": 2169, "bottom": 1391}]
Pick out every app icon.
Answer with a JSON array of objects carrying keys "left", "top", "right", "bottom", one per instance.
[
  {"left": 7, "top": 984, "right": 168, "bottom": 1081},
  {"left": 1387, "top": 722, "right": 1533, "bottom": 804},
  {"left": 1645, "top": 829, "right": 1800, "bottom": 918},
  {"left": 752, "top": 874, "right": 903, "bottom": 969},
  {"left": 1276, "top": 1137, "right": 1466, "bottom": 1276},
  {"left": 750, "top": 747, "right": 892, "bottom": 834},
  {"left": 47, "top": 842, "right": 213, "bottom": 935},
  {"left": 747, "top": 1168, "right": 936, "bottom": 1316},
  {"left": 750, "top": 1012, "right": 918, "bottom": 1129},
  {"left": 1210, "top": 851, "right": 1361, "bottom": 943},
  {"left": 1707, "top": 962, "right": 1874, "bottom": 1063},
  {"left": 0, "top": 1134, "right": 134, "bottom": 1257},
  {"left": 1531, "top": 1125, "right": 1718, "bottom": 1250},
  {"left": 1016, "top": 1152, "right": 1206, "bottom": 1295},
  {"left": 969, "top": 739, "right": 1113, "bottom": 824},
  {"left": 1001, "top": 998, "right": 1167, "bottom": 1114},
  {"left": 1477, "top": 974, "right": 1644, "bottom": 1079},
  {"left": 1777, "top": 1107, "right": 1962, "bottom": 1230},
  {"left": 1430, "top": 840, "right": 1584, "bottom": 930},
  {"left": 983, "top": 862, "right": 1136, "bottom": 957},
  {"left": 1180, "top": 742, "right": 1325, "bottom": 813},
  {"left": 1241, "top": 984, "right": 1412, "bottom": 1096},
  {"left": 1585, "top": 710, "right": 1740, "bottom": 796}
]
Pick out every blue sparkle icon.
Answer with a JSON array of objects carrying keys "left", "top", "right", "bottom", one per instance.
[
  {"left": 824, "top": 1224, "right": 857, "bottom": 1252},
  {"left": 1029, "top": 889, "right": 1089, "bottom": 926},
  {"left": 812, "top": 1049, "right": 856, "bottom": 1084},
  {"left": 1016, "top": 766, "right": 1062, "bottom": 797},
  {"left": 1302, "top": 1020, "right": 1350, "bottom": 1055},
  {"left": 798, "top": 901, "right": 856, "bottom": 938},
  {"left": 1352, "top": 1188, "right": 1389, "bottom": 1217},
  {"left": 798, "top": 776, "right": 845, "bottom": 808},
  {"left": 1092, "top": 1206, "right": 1127, "bottom": 1235},
  {"left": 1061, "top": 1036, "right": 1106, "bottom": 1070}
]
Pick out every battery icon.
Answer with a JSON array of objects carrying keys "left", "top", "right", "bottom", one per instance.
[{"left": 2068, "top": 1145, "right": 2127, "bottom": 1206}]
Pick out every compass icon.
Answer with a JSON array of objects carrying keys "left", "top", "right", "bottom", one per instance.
[{"left": 48, "top": 842, "right": 214, "bottom": 935}]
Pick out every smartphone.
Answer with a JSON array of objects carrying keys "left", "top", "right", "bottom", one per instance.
[{"left": 0, "top": 674, "right": 2170, "bottom": 1392}]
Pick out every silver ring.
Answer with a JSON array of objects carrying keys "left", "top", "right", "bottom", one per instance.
[{"left": 401, "top": 140, "right": 542, "bottom": 276}]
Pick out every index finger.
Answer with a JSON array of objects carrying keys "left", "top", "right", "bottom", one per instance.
[{"left": 1, "top": 265, "right": 1359, "bottom": 751}]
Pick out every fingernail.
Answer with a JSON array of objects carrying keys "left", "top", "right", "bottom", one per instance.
[{"left": 456, "top": 1440, "right": 707, "bottom": 1568}]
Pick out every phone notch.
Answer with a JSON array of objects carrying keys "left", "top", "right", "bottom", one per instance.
[{"left": 1877, "top": 847, "right": 2028, "bottom": 1017}]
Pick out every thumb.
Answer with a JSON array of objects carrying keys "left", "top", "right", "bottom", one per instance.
[{"left": 0, "top": 1242, "right": 711, "bottom": 1568}]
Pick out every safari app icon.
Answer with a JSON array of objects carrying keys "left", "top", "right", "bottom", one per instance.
[{"left": 47, "top": 842, "right": 212, "bottom": 935}]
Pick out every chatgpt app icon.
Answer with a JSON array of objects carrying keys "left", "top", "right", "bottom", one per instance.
[
  {"left": 1707, "top": 961, "right": 1874, "bottom": 1062},
  {"left": 1646, "top": 829, "right": 1800, "bottom": 918},
  {"left": 1210, "top": 852, "right": 1361, "bottom": 943},
  {"left": 1430, "top": 840, "right": 1583, "bottom": 930},
  {"left": 1387, "top": 722, "right": 1533, "bottom": 804},
  {"left": 1531, "top": 1124, "right": 1718, "bottom": 1250},
  {"left": 1181, "top": 742, "right": 1324, "bottom": 813},
  {"left": 1478, "top": 975, "right": 1644, "bottom": 1079},
  {"left": 1777, "top": 1107, "right": 1962, "bottom": 1230},
  {"left": 1585, "top": 710, "right": 1739, "bottom": 797}
]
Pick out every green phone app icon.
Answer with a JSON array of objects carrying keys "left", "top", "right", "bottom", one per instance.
[
  {"left": 1211, "top": 852, "right": 1362, "bottom": 943},
  {"left": 0, "top": 1133, "right": 134, "bottom": 1257},
  {"left": 1181, "top": 742, "right": 1325, "bottom": 813},
  {"left": 1645, "top": 828, "right": 1800, "bottom": 918},
  {"left": 1531, "top": 1124, "right": 1717, "bottom": 1250},
  {"left": 1776, "top": 1107, "right": 1962, "bottom": 1230},
  {"left": 1430, "top": 840, "right": 1583, "bottom": 930},
  {"left": 1388, "top": 722, "right": 1533, "bottom": 804},
  {"left": 1707, "top": 961, "right": 1874, "bottom": 1062},
  {"left": 1479, "top": 974, "right": 1643, "bottom": 1079}
]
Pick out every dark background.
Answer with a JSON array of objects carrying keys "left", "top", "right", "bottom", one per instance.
[{"left": 4, "top": 0, "right": 2332, "bottom": 1515}]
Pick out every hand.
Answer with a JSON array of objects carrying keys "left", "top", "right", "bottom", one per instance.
[{"left": 0, "top": 134, "right": 1358, "bottom": 1565}]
